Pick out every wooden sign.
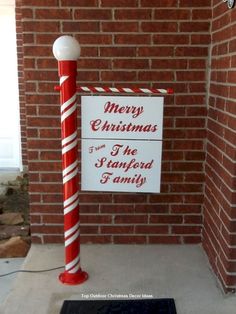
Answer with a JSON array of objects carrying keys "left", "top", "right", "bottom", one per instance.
[{"left": 81, "top": 96, "right": 164, "bottom": 193}]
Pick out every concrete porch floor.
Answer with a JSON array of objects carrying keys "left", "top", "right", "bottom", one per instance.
[{"left": 1, "top": 244, "right": 236, "bottom": 314}]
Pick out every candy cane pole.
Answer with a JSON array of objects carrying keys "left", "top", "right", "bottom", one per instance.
[{"left": 53, "top": 36, "right": 88, "bottom": 285}]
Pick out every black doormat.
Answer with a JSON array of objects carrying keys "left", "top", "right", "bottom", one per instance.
[{"left": 60, "top": 299, "right": 177, "bottom": 314}]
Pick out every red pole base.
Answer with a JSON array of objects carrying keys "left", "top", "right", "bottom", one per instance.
[{"left": 59, "top": 270, "right": 88, "bottom": 285}]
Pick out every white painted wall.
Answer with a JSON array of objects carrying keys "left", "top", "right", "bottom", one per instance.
[{"left": 0, "top": 1, "right": 22, "bottom": 170}]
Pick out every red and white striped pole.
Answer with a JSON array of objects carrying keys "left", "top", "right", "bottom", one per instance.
[{"left": 53, "top": 36, "right": 88, "bottom": 285}]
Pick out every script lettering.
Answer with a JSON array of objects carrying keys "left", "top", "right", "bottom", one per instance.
[{"left": 104, "top": 101, "right": 144, "bottom": 118}]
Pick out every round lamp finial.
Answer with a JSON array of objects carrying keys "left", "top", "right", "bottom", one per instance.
[{"left": 53, "top": 35, "right": 80, "bottom": 61}]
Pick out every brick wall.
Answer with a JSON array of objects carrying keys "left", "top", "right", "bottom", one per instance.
[
  {"left": 202, "top": 0, "right": 236, "bottom": 292},
  {"left": 21, "top": 0, "right": 211, "bottom": 245},
  {"left": 15, "top": 0, "right": 27, "bottom": 168}
]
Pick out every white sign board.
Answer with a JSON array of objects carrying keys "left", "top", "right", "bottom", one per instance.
[
  {"left": 81, "top": 96, "right": 164, "bottom": 193},
  {"left": 82, "top": 139, "right": 162, "bottom": 193},
  {"left": 82, "top": 96, "right": 163, "bottom": 140}
]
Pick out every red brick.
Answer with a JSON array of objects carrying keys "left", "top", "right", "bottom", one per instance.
[
  {"left": 26, "top": 94, "right": 57, "bottom": 104},
  {"left": 180, "top": 0, "right": 211, "bottom": 7},
  {"left": 23, "top": 0, "right": 58, "bottom": 5},
  {"left": 43, "top": 235, "right": 64, "bottom": 243},
  {"left": 61, "top": 0, "right": 98, "bottom": 6},
  {"left": 40, "top": 151, "right": 61, "bottom": 161},
  {"left": 101, "top": 226, "right": 134, "bottom": 234},
  {"left": 173, "top": 140, "right": 204, "bottom": 150},
  {"left": 184, "top": 215, "right": 202, "bottom": 224},
  {"left": 30, "top": 184, "right": 62, "bottom": 194},
  {"left": 150, "top": 215, "right": 183, "bottom": 224},
  {"left": 153, "top": 34, "right": 189, "bottom": 45},
  {"left": 39, "top": 129, "right": 60, "bottom": 138},
  {"left": 183, "top": 236, "right": 202, "bottom": 244},
  {"left": 40, "top": 173, "right": 62, "bottom": 182},
  {"left": 162, "top": 151, "right": 184, "bottom": 161},
  {"left": 114, "top": 34, "right": 151, "bottom": 45},
  {"left": 150, "top": 194, "right": 183, "bottom": 203},
  {"left": 101, "top": 0, "right": 138, "bottom": 6},
  {"left": 30, "top": 194, "right": 41, "bottom": 203},
  {"left": 149, "top": 236, "right": 181, "bottom": 244},
  {"left": 180, "top": 22, "right": 210, "bottom": 32},
  {"left": 81, "top": 226, "right": 99, "bottom": 234},
  {"left": 171, "top": 205, "right": 202, "bottom": 214},
  {"left": 113, "top": 194, "right": 147, "bottom": 203},
  {"left": 138, "top": 71, "right": 174, "bottom": 81},
  {"left": 114, "top": 236, "right": 146, "bottom": 244},
  {"left": 62, "top": 21, "right": 99, "bottom": 33},
  {"left": 42, "top": 215, "right": 63, "bottom": 224},
  {"left": 76, "top": 71, "right": 100, "bottom": 82},
  {"left": 152, "top": 59, "right": 187, "bottom": 69},
  {"left": 74, "top": 9, "right": 112, "bottom": 20},
  {"left": 23, "top": 21, "right": 60, "bottom": 33},
  {"left": 80, "top": 47, "right": 98, "bottom": 57},
  {"left": 80, "top": 205, "right": 99, "bottom": 213},
  {"left": 42, "top": 194, "right": 63, "bottom": 203},
  {"left": 31, "top": 225, "right": 64, "bottom": 234},
  {"left": 162, "top": 173, "right": 184, "bottom": 182},
  {"left": 27, "top": 140, "right": 60, "bottom": 150},
  {"left": 177, "top": 117, "right": 206, "bottom": 128},
  {"left": 31, "top": 236, "right": 43, "bottom": 244},
  {"left": 138, "top": 46, "right": 174, "bottom": 57},
  {"left": 141, "top": 22, "right": 178, "bottom": 32},
  {"left": 77, "top": 34, "right": 112, "bottom": 45},
  {"left": 100, "top": 47, "right": 136, "bottom": 57},
  {"left": 176, "top": 71, "right": 206, "bottom": 81},
  {"left": 171, "top": 184, "right": 202, "bottom": 193},
  {"left": 80, "top": 215, "right": 112, "bottom": 224},
  {"left": 189, "top": 83, "right": 206, "bottom": 93},
  {"left": 113, "top": 59, "right": 149, "bottom": 69},
  {"left": 81, "top": 235, "right": 112, "bottom": 244},
  {"left": 172, "top": 226, "right": 202, "bottom": 234},
  {"left": 24, "top": 70, "right": 57, "bottom": 81},
  {"left": 141, "top": 0, "right": 178, "bottom": 7},
  {"left": 135, "top": 204, "right": 169, "bottom": 213},
  {"left": 114, "top": 215, "right": 148, "bottom": 224},
  {"left": 22, "top": 8, "right": 33, "bottom": 18},
  {"left": 185, "top": 173, "right": 205, "bottom": 183},
  {"left": 135, "top": 225, "right": 169, "bottom": 234},
  {"left": 79, "top": 193, "right": 112, "bottom": 203},
  {"left": 101, "top": 71, "right": 137, "bottom": 82},
  {"left": 100, "top": 205, "right": 134, "bottom": 213},
  {"left": 220, "top": 253, "right": 236, "bottom": 273},
  {"left": 30, "top": 215, "right": 41, "bottom": 224},
  {"left": 36, "top": 58, "right": 56, "bottom": 69},
  {"left": 175, "top": 47, "right": 208, "bottom": 57},
  {"left": 185, "top": 151, "right": 205, "bottom": 161},
  {"left": 115, "top": 9, "right": 151, "bottom": 20},
  {"left": 154, "top": 9, "right": 191, "bottom": 20},
  {"left": 102, "top": 22, "right": 138, "bottom": 32},
  {"left": 35, "top": 9, "right": 71, "bottom": 19},
  {"left": 38, "top": 106, "right": 59, "bottom": 116},
  {"left": 192, "top": 9, "right": 212, "bottom": 20},
  {"left": 191, "top": 34, "right": 211, "bottom": 45},
  {"left": 165, "top": 106, "right": 185, "bottom": 117},
  {"left": 77, "top": 59, "right": 111, "bottom": 69},
  {"left": 163, "top": 129, "right": 185, "bottom": 139}
]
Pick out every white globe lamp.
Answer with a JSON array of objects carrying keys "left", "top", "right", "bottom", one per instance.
[{"left": 53, "top": 35, "right": 80, "bottom": 61}]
